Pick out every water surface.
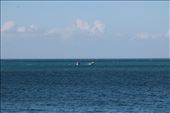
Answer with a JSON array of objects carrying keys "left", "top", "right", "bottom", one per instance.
[{"left": 1, "top": 59, "right": 170, "bottom": 113}]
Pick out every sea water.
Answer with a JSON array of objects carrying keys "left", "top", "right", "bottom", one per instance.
[{"left": 1, "top": 59, "right": 170, "bottom": 113}]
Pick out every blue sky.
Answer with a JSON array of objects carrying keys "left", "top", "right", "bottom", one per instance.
[{"left": 1, "top": 1, "right": 170, "bottom": 59}]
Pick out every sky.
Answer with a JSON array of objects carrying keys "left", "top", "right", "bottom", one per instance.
[{"left": 1, "top": 1, "right": 170, "bottom": 59}]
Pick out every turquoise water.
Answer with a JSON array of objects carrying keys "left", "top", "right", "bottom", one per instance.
[{"left": 1, "top": 59, "right": 170, "bottom": 113}]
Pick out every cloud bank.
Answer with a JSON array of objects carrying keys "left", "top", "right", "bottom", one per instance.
[
  {"left": 1, "top": 19, "right": 106, "bottom": 39},
  {"left": 45, "top": 18, "right": 106, "bottom": 39},
  {"left": 1, "top": 19, "right": 169, "bottom": 40}
]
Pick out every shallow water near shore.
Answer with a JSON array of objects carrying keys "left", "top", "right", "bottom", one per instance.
[{"left": 1, "top": 59, "right": 170, "bottom": 113}]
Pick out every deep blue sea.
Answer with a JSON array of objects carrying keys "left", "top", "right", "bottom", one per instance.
[{"left": 1, "top": 59, "right": 170, "bottom": 113}]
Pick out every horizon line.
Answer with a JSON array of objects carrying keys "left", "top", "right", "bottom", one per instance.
[{"left": 1, "top": 58, "right": 170, "bottom": 60}]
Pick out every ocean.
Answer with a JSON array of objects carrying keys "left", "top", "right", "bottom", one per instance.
[{"left": 1, "top": 59, "right": 170, "bottom": 113}]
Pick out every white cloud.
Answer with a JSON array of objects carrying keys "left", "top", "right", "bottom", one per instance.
[
  {"left": 17, "top": 26, "right": 26, "bottom": 32},
  {"left": 1, "top": 21, "right": 38, "bottom": 34},
  {"left": 74, "top": 18, "right": 105, "bottom": 34},
  {"left": 44, "top": 26, "right": 75, "bottom": 39},
  {"left": 28, "top": 24, "right": 38, "bottom": 32},
  {"left": 1, "top": 21, "right": 15, "bottom": 32},
  {"left": 134, "top": 32, "right": 165, "bottom": 40},
  {"left": 91, "top": 20, "right": 105, "bottom": 33},
  {"left": 136, "top": 32, "right": 151, "bottom": 39},
  {"left": 16, "top": 24, "right": 37, "bottom": 33},
  {"left": 75, "top": 19, "right": 90, "bottom": 31},
  {"left": 45, "top": 18, "right": 106, "bottom": 39}
]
